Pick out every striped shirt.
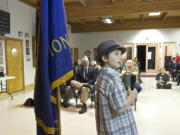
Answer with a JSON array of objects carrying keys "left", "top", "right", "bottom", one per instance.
[{"left": 95, "top": 67, "right": 138, "bottom": 135}]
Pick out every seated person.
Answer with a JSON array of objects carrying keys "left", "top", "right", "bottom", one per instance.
[
  {"left": 156, "top": 68, "right": 172, "bottom": 89},
  {"left": 73, "top": 59, "right": 82, "bottom": 80},
  {"left": 60, "top": 61, "right": 82, "bottom": 108},
  {"left": 176, "top": 62, "right": 180, "bottom": 86},
  {"left": 122, "top": 60, "right": 138, "bottom": 76},
  {"left": 91, "top": 60, "right": 100, "bottom": 79},
  {"left": 118, "top": 60, "right": 126, "bottom": 73},
  {"left": 70, "top": 56, "right": 96, "bottom": 114},
  {"left": 168, "top": 57, "right": 176, "bottom": 82},
  {"left": 60, "top": 81, "right": 75, "bottom": 108},
  {"left": 121, "top": 60, "right": 138, "bottom": 92}
]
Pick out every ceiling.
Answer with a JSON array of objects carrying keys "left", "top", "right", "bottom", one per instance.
[{"left": 20, "top": 0, "right": 180, "bottom": 33}]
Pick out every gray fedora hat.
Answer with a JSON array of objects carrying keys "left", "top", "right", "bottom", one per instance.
[{"left": 96, "top": 40, "right": 126, "bottom": 62}]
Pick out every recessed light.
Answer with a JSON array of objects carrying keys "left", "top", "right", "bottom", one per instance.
[
  {"left": 102, "top": 17, "right": 114, "bottom": 24},
  {"left": 149, "top": 12, "right": 161, "bottom": 16}
]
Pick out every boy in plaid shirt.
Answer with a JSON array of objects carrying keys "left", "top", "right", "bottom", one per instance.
[{"left": 95, "top": 40, "right": 138, "bottom": 135}]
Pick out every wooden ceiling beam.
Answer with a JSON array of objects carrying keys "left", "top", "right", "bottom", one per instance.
[
  {"left": 78, "top": 19, "right": 87, "bottom": 26},
  {"left": 79, "top": 0, "right": 88, "bottom": 7},
  {"left": 20, "top": 0, "right": 88, "bottom": 8},
  {"left": 161, "top": 12, "right": 168, "bottom": 22},
  {"left": 64, "top": 0, "right": 80, "bottom": 3},
  {"left": 112, "top": 0, "right": 116, "bottom": 4},
  {"left": 66, "top": 0, "right": 180, "bottom": 19},
  {"left": 70, "top": 16, "right": 180, "bottom": 33},
  {"left": 65, "top": 0, "right": 87, "bottom": 7},
  {"left": 98, "top": 18, "right": 104, "bottom": 24},
  {"left": 140, "top": 14, "right": 144, "bottom": 22},
  {"left": 119, "top": 16, "right": 124, "bottom": 23},
  {"left": 19, "top": 0, "right": 36, "bottom": 8}
]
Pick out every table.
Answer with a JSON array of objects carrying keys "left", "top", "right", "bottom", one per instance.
[{"left": 0, "top": 76, "right": 16, "bottom": 100}]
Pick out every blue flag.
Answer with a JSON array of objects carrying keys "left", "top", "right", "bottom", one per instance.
[{"left": 34, "top": 0, "right": 73, "bottom": 135}]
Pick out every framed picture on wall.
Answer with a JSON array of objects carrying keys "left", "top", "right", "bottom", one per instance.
[
  {"left": 18, "top": 31, "right": 23, "bottom": 37},
  {"left": 26, "top": 48, "right": 30, "bottom": 55},
  {"left": 25, "top": 33, "right": 29, "bottom": 38},
  {"left": 26, "top": 40, "right": 29, "bottom": 48}
]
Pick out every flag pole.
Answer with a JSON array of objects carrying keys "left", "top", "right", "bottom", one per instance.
[{"left": 56, "top": 86, "right": 62, "bottom": 135}]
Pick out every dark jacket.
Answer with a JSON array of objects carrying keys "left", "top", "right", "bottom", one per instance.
[
  {"left": 176, "top": 63, "right": 180, "bottom": 72},
  {"left": 76, "top": 66, "right": 96, "bottom": 85},
  {"left": 73, "top": 64, "right": 82, "bottom": 81},
  {"left": 168, "top": 61, "right": 176, "bottom": 73},
  {"left": 155, "top": 73, "right": 169, "bottom": 85}
]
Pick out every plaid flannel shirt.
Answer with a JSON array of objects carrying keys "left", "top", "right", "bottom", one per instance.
[{"left": 95, "top": 67, "right": 138, "bottom": 135}]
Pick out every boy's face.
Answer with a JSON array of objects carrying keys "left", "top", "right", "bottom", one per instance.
[{"left": 103, "top": 50, "right": 123, "bottom": 69}]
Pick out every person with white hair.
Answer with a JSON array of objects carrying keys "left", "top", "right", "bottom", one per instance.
[
  {"left": 91, "top": 60, "right": 100, "bottom": 81},
  {"left": 70, "top": 56, "right": 96, "bottom": 114},
  {"left": 121, "top": 60, "right": 138, "bottom": 92}
]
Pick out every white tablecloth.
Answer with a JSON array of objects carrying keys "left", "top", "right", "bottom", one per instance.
[
  {"left": 0, "top": 76, "right": 16, "bottom": 92},
  {"left": 0, "top": 76, "right": 16, "bottom": 81}
]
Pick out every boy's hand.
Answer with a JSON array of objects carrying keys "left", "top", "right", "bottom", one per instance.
[
  {"left": 117, "top": 90, "right": 138, "bottom": 115},
  {"left": 129, "top": 90, "right": 138, "bottom": 98},
  {"left": 117, "top": 109, "right": 123, "bottom": 115}
]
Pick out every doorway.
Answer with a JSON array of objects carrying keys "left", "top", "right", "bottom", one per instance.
[
  {"left": 164, "top": 42, "right": 175, "bottom": 70},
  {"left": 137, "top": 43, "right": 160, "bottom": 72},
  {"left": 123, "top": 43, "right": 134, "bottom": 60},
  {"left": 5, "top": 38, "right": 24, "bottom": 93},
  {"left": 147, "top": 47, "right": 156, "bottom": 70},
  {"left": 137, "top": 46, "right": 146, "bottom": 72}
]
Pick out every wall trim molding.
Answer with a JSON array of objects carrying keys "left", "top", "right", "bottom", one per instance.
[{"left": 25, "top": 83, "right": 34, "bottom": 90}]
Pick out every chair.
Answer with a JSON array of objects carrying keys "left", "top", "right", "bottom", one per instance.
[
  {"left": 0, "top": 72, "right": 6, "bottom": 91},
  {"left": 74, "top": 85, "right": 95, "bottom": 108}
]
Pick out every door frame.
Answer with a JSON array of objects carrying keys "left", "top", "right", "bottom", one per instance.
[
  {"left": 74, "top": 48, "right": 79, "bottom": 64},
  {"left": 123, "top": 43, "right": 134, "bottom": 60},
  {"left": 136, "top": 43, "right": 160, "bottom": 72},
  {"left": 5, "top": 37, "right": 25, "bottom": 91},
  {"left": 136, "top": 45, "right": 146, "bottom": 72},
  {"left": 94, "top": 48, "right": 97, "bottom": 60},
  {"left": 163, "top": 42, "right": 175, "bottom": 69}
]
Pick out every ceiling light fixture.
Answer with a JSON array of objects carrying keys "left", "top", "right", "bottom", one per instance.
[
  {"left": 102, "top": 17, "right": 114, "bottom": 24},
  {"left": 149, "top": 12, "right": 161, "bottom": 16}
]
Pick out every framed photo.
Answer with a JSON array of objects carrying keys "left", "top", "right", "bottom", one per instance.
[
  {"left": 84, "top": 50, "right": 91, "bottom": 56},
  {"left": 26, "top": 40, "right": 30, "bottom": 56},
  {"left": 25, "top": 33, "right": 29, "bottom": 38},
  {"left": 26, "top": 40, "right": 29, "bottom": 47},
  {"left": 18, "top": 31, "right": 23, "bottom": 37},
  {"left": 26, "top": 48, "right": 30, "bottom": 55}
]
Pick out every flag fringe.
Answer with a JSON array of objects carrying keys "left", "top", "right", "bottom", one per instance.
[{"left": 36, "top": 117, "right": 55, "bottom": 134}]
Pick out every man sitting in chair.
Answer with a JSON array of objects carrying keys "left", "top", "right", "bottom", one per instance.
[
  {"left": 70, "top": 56, "right": 96, "bottom": 114},
  {"left": 156, "top": 68, "right": 172, "bottom": 89}
]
